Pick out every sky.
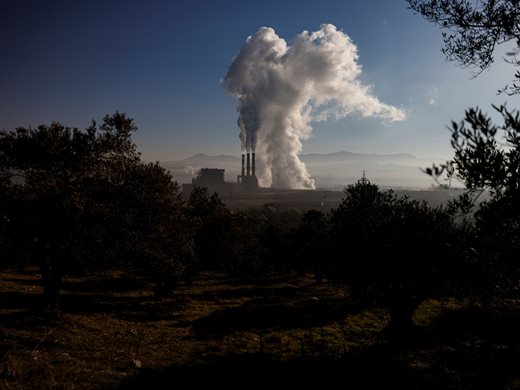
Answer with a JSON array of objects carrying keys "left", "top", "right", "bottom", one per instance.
[{"left": 0, "top": 0, "right": 517, "bottom": 162}]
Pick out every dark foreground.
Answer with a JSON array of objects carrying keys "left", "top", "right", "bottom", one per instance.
[
  {"left": 1, "top": 269, "right": 518, "bottom": 389},
  {"left": 215, "top": 187, "right": 469, "bottom": 211}
]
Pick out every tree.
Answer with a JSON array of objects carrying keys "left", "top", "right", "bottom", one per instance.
[
  {"left": 408, "top": 0, "right": 520, "bottom": 95},
  {"left": 126, "top": 162, "right": 196, "bottom": 296},
  {"left": 258, "top": 208, "right": 301, "bottom": 274},
  {"left": 0, "top": 113, "right": 194, "bottom": 308},
  {"left": 329, "top": 181, "right": 461, "bottom": 334},
  {"left": 443, "top": 105, "right": 520, "bottom": 295},
  {"left": 187, "top": 187, "right": 235, "bottom": 274},
  {"left": 408, "top": 1, "right": 520, "bottom": 297},
  {"left": 0, "top": 118, "right": 133, "bottom": 308},
  {"left": 0, "top": 176, "right": 14, "bottom": 266},
  {"left": 448, "top": 105, "right": 520, "bottom": 196},
  {"left": 296, "top": 210, "right": 330, "bottom": 282}
]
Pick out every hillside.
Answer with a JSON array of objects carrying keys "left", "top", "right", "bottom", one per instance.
[{"left": 161, "top": 151, "right": 446, "bottom": 189}]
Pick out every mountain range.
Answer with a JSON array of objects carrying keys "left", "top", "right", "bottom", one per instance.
[{"left": 160, "top": 151, "right": 446, "bottom": 189}]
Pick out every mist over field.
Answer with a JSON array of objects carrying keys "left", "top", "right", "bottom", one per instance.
[{"left": 162, "top": 150, "right": 447, "bottom": 189}]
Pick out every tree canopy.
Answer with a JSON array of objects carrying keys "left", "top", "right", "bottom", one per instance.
[
  {"left": 408, "top": 0, "right": 520, "bottom": 95},
  {"left": 0, "top": 113, "right": 193, "bottom": 308},
  {"left": 409, "top": 1, "right": 520, "bottom": 300},
  {"left": 329, "top": 181, "right": 463, "bottom": 333}
]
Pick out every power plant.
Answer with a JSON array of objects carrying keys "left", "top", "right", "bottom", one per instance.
[
  {"left": 237, "top": 152, "right": 259, "bottom": 191},
  {"left": 183, "top": 151, "right": 258, "bottom": 195}
]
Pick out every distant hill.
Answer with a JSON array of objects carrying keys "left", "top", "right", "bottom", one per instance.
[
  {"left": 160, "top": 151, "right": 446, "bottom": 189},
  {"left": 301, "top": 151, "right": 418, "bottom": 164},
  {"left": 180, "top": 154, "right": 240, "bottom": 165}
]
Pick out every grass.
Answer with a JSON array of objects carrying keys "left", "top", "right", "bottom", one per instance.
[{"left": 1, "top": 268, "right": 519, "bottom": 389}]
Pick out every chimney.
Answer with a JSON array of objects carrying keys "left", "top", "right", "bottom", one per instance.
[
  {"left": 252, "top": 152, "right": 256, "bottom": 176},
  {"left": 246, "top": 153, "right": 251, "bottom": 176},
  {"left": 241, "top": 153, "right": 245, "bottom": 177}
]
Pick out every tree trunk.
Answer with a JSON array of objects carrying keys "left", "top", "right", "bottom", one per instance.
[
  {"left": 314, "top": 263, "right": 323, "bottom": 284},
  {"left": 385, "top": 298, "right": 423, "bottom": 339},
  {"left": 43, "top": 275, "right": 61, "bottom": 310},
  {"left": 41, "top": 255, "right": 62, "bottom": 311}
]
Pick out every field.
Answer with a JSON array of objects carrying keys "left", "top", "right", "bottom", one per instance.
[
  {"left": 1, "top": 268, "right": 519, "bottom": 389},
  {"left": 217, "top": 187, "right": 470, "bottom": 211}
]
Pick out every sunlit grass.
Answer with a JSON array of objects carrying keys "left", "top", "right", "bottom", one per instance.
[{"left": 1, "top": 269, "right": 518, "bottom": 388}]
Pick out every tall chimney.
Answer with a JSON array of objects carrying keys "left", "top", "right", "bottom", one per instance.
[
  {"left": 241, "top": 154, "right": 245, "bottom": 177},
  {"left": 246, "top": 153, "right": 251, "bottom": 176},
  {"left": 252, "top": 152, "right": 256, "bottom": 176}
]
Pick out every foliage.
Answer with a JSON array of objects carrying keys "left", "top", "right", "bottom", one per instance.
[
  {"left": 296, "top": 210, "right": 330, "bottom": 282},
  {"left": 250, "top": 207, "right": 300, "bottom": 273},
  {"left": 449, "top": 105, "right": 520, "bottom": 195},
  {"left": 408, "top": 0, "right": 520, "bottom": 95},
  {"left": 0, "top": 113, "right": 193, "bottom": 307},
  {"left": 117, "top": 162, "right": 196, "bottom": 295},
  {"left": 214, "top": 206, "right": 302, "bottom": 276},
  {"left": 329, "top": 181, "right": 462, "bottom": 332},
  {"left": 421, "top": 105, "right": 520, "bottom": 296},
  {"left": 409, "top": 1, "right": 520, "bottom": 298},
  {"left": 188, "top": 187, "right": 236, "bottom": 274}
]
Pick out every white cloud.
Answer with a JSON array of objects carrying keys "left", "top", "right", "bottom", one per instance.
[
  {"left": 223, "top": 24, "right": 406, "bottom": 189},
  {"left": 426, "top": 87, "right": 440, "bottom": 105}
]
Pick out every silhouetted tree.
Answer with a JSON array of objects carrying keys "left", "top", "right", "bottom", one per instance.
[
  {"left": 117, "top": 162, "right": 196, "bottom": 296},
  {"left": 223, "top": 209, "right": 270, "bottom": 276},
  {"left": 188, "top": 187, "right": 236, "bottom": 274},
  {"left": 408, "top": 0, "right": 520, "bottom": 95},
  {"left": 329, "top": 181, "right": 461, "bottom": 334},
  {"left": 0, "top": 176, "right": 11, "bottom": 265},
  {"left": 433, "top": 106, "right": 520, "bottom": 296},
  {"left": 0, "top": 117, "right": 133, "bottom": 308},
  {"left": 409, "top": 0, "right": 520, "bottom": 299},
  {"left": 257, "top": 207, "right": 301, "bottom": 273},
  {"left": 296, "top": 210, "right": 330, "bottom": 282},
  {"left": 0, "top": 113, "right": 194, "bottom": 308}
]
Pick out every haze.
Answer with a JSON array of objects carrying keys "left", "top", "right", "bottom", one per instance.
[{"left": 0, "top": 0, "right": 512, "bottom": 187}]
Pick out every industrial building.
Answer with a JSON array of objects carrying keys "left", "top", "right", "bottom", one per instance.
[
  {"left": 182, "top": 151, "right": 259, "bottom": 195},
  {"left": 237, "top": 151, "right": 258, "bottom": 191}
]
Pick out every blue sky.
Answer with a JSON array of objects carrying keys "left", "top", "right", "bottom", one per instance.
[{"left": 0, "top": 0, "right": 515, "bottom": 161}]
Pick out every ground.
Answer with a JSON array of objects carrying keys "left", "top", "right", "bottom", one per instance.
[
  {"left": 214, "top": 187, "right": 469, "bottom": 211},
  {"left": 0, "top": 268, "right": 519, "bottom": 389}
]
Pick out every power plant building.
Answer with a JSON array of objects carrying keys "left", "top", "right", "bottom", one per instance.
[
  {"left": 237, "top": 152, "right": 258, "bottom": 191},
  {"left": 182, "top": 152, "right": 258, "bottom": 195}
]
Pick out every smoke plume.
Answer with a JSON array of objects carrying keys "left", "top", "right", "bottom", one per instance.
[{"left": 223, "top": 24, "right": 406, "bottom": 189}]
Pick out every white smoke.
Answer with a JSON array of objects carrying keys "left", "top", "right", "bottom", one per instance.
[
  {"left": 183, "top": 165, "right": 197, "bottom": 175},
  {"left": 223, "top": 24, "right": 406, "bottom": 189}
]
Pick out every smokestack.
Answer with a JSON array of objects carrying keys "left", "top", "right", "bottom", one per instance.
[
  {"left": 252, "top": 152, "right": 256, "bottom": 176},
  {"left": 241, "top": 153, "right": 245, "bottom": 177},
  {"left": 223, "top": 24, "right": 405, "bottom": 189},
  {"left": 246, "top": 153, "right": 251, "bottom": 176}
]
